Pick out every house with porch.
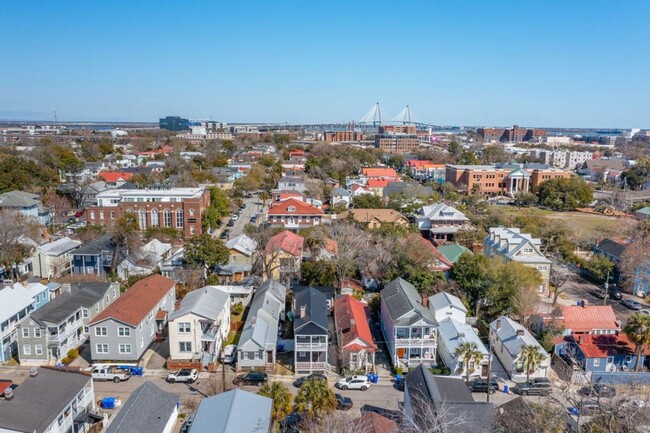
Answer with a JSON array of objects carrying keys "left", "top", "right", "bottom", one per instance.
[
  {"left": 168, "top": 286, "right": 230, "bottom": 369},
  {"left": 333, "top": 295, "right": 377, "bottom": 373},
  {"left": 88, "top": 275, "right": 175, "bottom": 362},
  {"left": 17, "top": 282, "right": 120, "bottom": 364},
  {"left": 0, "top": 190, "right": 51, "bottom": 225},
  {"left": 237, "top": 279, "right": 286, "bottom": 371},
  {"left": 416, "top": 203, "right": 470, "bottom": 242},
  {"left": 559, "top": 304, "right": 620, "bottom": 335},
  {"left": 72, "top": 233, "right": 119, "bottom": 278},
  {"left": 331, "top": 187, "right": 352, "bottom": 208},
  {"left": 592, "top": 237, "right": 628, "bottom": 284},
  {"left": 116, "top": 238, "right": 172, "bottom": 280},
  {"left": 266, "top": 198, "right": 324, "bottom": 230},
  {"left": 293, "top": 286, "right": 330, "bottom": 374},
  {"left": 264, "top": 230, "right": 304, "bottom": 283},
  {"left": 380, "top": 278, "right": 437, "bottom": 369},
  {"left": 31, "top": 236, "right": 82, "bottom": 279},
  {"left": 489, "top": 316, "right": 550, "bottom": 381},
  {"left": 0, "top": 283, "right": 47, "bottom": 363}
]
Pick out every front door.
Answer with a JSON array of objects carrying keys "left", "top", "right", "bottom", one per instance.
[
  {"left": 397, "top": 347, "right": 405, "bottom": 358},
  {"left": 267, "top": 351, "right": 273, "bottom": 363}
]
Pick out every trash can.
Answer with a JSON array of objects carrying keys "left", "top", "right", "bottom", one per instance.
[
  {"left": 503, "top": 384, "right": 509, "bottom": 394},
  {"left": 395, "top": 374, "right": 402, "bottom": 385},
  {"left": 372, "top": 374, "right": 379, "bottom": 383},
  {"left": 102, "top": 397, "right": 116, "bottom": 409},
  {"left": 134, "top": 367, "right": 143, "bottom": 376}
]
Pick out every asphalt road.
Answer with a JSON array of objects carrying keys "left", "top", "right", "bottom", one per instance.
[{"left": 214, "top": 196, "right": 264, "bottom": 242}]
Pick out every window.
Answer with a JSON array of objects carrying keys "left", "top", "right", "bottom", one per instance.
[
  {"left": 82, "top": 309, "right": 88, "bottom": 319},
  {"left": 35, "top": 345, "right": 43, "bottom": 355},
  {"left": 112, "top": 289, "right": 117, "bottom": 298},
  {"left": 138, "top": 209, "right": 147, "bottom": 230},
  {"left": 96, "top": 304, "right": 100, "bottom": 312},
  {"left": 34, "top": 328, "right": 41, "bottom": 338},
  {"left": 95, "top": 327, "right": 107, "bottom": 336},
  {"left": 625, "top": 356, "right": 633, "bottom": 363},
  {"left": 151, "top": 209, "right": 159, "bottom": 227},
  {"left": 99, "top": 211, "right": 104, "bottom": 220},
  {"left": 118, "top": 344, "right": 132, "bottom": 354},
  {"left": 189, "top": 208, "right": 194, "bottom": 216},
  {"left": 593, "top": 358, "right": 600, "bottom": 367},
  {"left": 176, "top": 209, "right": 184, "bottom": 228},
  {"left": 105, "top": 294, "right": 110, "bottom": 304},
  {"left": 178, "top": 322, "right": 191, "bottom": 333},
  {"left": 118, "top": 327, "right": 131, "bottom": 337},
  {"left": 22, "top": 328, "right": 29, "bottom": 338},
  {"left": 110, "top": 211, "right": 116, "bottom": 219},
  {"left": 96, "top": 344, "right": 109, "bottom": 354},
  {"left": 190, "top": 226, "right": 195, "bottom": 235},
  {"left": 179, "top": 342, "right": 192, "bottom": 352},
  {"left": 90, "top": 211, "right": 95, "bottom": 220},
  {"left": 163, "top": 209, "right": 172, "bottom": 227},
  {"left": 23, "top": 345, "right": 31, "bottom": 355}
]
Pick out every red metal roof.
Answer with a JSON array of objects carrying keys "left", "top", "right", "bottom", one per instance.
[
  {"left": 98, "top": 171, "right": 133, "bottom": 182},
  {"left": 333, "top": 295, "right": 377, "bottom": 353},
  {"left": 560, "top": 305, "right": 620, "bottom": 333},
  {"left": 267, "top": 198, "right": 323, "bottom": 216},
  {"left": 367, "top": 179, "right": 390, "bottom": 188},
  {"left": 574, "top": 333, "right": 650, "bottom": 358},
  {"left": 265, "top": 230, "right": 304, "bottom": 257},
  {"left": 362, "top": 168, "right": 398, "bottom": 178}
]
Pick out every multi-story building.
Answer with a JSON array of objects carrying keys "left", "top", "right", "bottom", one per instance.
[
  {"left": 323, "top": 131, "right": 364, "bottom": 142},
  {"left": 17, "top": 282, "right": 120, "bottom": 364},
  {"left": 72, "top": 233, "right": 118, "bottom": 278},
  {"left": 0, "top": 190, "right": 51, "bottom": 225},
  {"left": 264, "top": 230, "right": 304, "bottom": 283},
  {"left": 375, "top": 133, "right": 421, "bottom": 154},
  {"left": 333, "top": 295, "right": 377, "bottom": 373},
  {"left": 86, "top": 187, "right": 210, "bottom": 239},
  {"left": 32, "top": 237, "right": 82, "bottom": 279},
  {"left": 404, "top": 160, "right": 446, "bottom": 182},
  {"left": 159, "top": 116, "right": 190, "bottom": 131},
  {"left": 416, "top": 203, "right": 469, "bottom": 241},
  {"left": 484, "top": 227, "right": 551, "bottom": 293},
  {"left": 477, "top": 125, "right": 547, "bottom": 143},
  {"left": 88, "top": 275, "right": 176, "bottom": 362},
  {"left": 539, "top": 150, "right": 594, "bottom": 169},
  {"left": 445, "top": 163, "right": 572, "bottom": 196},
  {"left": 266, "top": 198, "right": 324, "bottom": 230},
  {"left": 293, "top": 286, "right": 330, "bottom": 374}
]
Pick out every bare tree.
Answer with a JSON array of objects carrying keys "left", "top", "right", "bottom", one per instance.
[
  {"left": 326, "top": 222, "right": 372, "bottom": 291},
  {"left": 0, "top": 210, "right": 40, "bottom": 281}
]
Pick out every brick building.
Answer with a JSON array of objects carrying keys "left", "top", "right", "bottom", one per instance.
[
  {"left": 445, "top": 163, "right": 571, "bottom": 196},
  {"left": 323, "top": 131, "right": 364, "bottom": 142},
  {"left": 477, "top": 125, "right": 547, "bottom": 143},
  {"left": 375, "top": 125, "right": 420, "bottom": 154},
  {"left": 86, "top": 187, "right": 210, "bottom": 239},
  {"left": 267, "top": 198, "right": 324, "bottom": 230}
]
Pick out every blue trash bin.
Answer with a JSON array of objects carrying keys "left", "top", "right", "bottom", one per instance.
[
  {"left": 372, "top": 374, "right": 379, "bottom": 383},
  {"left": 395, "top": 374, "right": 402, "bottom": 385},
  {"left": 102, "top": 397, "right": 116, "bottom": 409},
  {"left": 503, "top": 384, "right": 509, "bottom": 394}
]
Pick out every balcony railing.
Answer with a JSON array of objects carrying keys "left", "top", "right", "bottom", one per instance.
[
  {"left": 395, "top": 336, "right": 436, "bottom": 346},
  {"left": 295, "top": 362, "right": 331, "bottom": 371},
  {"left": 295, "top": 342, "right": 327, "bottom": 351}
]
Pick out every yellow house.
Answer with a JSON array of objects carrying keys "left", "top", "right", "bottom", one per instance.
[{"left": 264, "top": 231, "right": 304, "bottom": 282}]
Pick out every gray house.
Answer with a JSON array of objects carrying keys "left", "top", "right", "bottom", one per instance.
[
  {"left": 72, "top": 233, "right": 119, "bottom": 278},
  {"left": 190, "top": 389, "right": 272, "bottom": 433},
  {"left": 89, "top": 275, "right": 176, "bottom": 362},
  {"left": 17, "top": 282, "right": 120, "bottom": 364},
  {"left": 237, "top": 279, "right": 286, "bottom": 371},
  {"left": 293, "top": 286, "right": 329, "bottom": 374},
  {"left": 105, "top": 381, "right": 178, "bottom": 433}
]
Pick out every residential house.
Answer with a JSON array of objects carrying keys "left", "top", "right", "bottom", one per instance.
[
  {"left": 215, "top": 234, "right": 257, "bottom": 284},
  {"left": 362, "top": 167, "right": 400, "bottom": 182},
  {"left": 97, "top": 170, "right": 133, "bottom": 187},
  {"left": 17, "top": 282, "right": 120, "bottom": 364},
  {"left": 72, "top": 233, "right": 119, "bottom": 278},
  {"left": 333, "top": 295, "right": 377, "bottom": 373},
  {"left": 489, "top": 316, "right": 550, "bottom": 381},
  {"left": 380, "top": 278, "right": 437, "bottom": 369},
  {"left": 428, "top": 292, "right": 468, "bottom": 324},
  {"left": 238, "top": 279, "right": 286, "bottom": 371},
  {"left": 277, "top": 175, "right": 306, "bottom": 193},
  {"left": 636, "top": 206, "right": 650, "bottom": 220},
  {"left": 0, "top": 282, "right": 51, "bottom": 362},
  {"left": 189, "top": 389, "right": 272, "bottom": 433},
  {"left": 0, "top": 368, "right": 98, "bottom": 433},
  {"left": 366, "top": 178, "right": 390, "bottom": 196},
  {"left": 559, "top": 304, "right": 620, "bottom": 335},
  {"left": 593, "top": 238, "right": 627, "bottom": 283},
  {"left": 331, "top": 187, "right": 352, "bottom": 208},
  {"left": 338, "top": 208, "right": 409, "bottom": 230},
  {"left": 414, "top": 237, "right": 453, "bottom": 274},
  {"left": 633, "top": 261, "right": 650, "bottom": 297},
  {"left": 168, "top": 286, "right": 230, "bottom": 368},
  {"left": 578, "top": 158, "right": 629, "bottom": 182},
  {"left": 117, "top": 239, "right": 172, "bottom": 280},
  {"left": 105, "top": 381, "right": 178, "bottom": 433},
  {"left": 383, "top": 182, "right": 434, "bottom": 199},
  {"left": 32, "top": 237, "right": 82, "bottom": 279},
  {"left": 405, "top": 160, "right": 445, "bottom": 182},
  {"left": 266, "top": 198, "right": 324, "bottom": 230},
  {"left": 209, "top": 284, "right": 255, "bottom": 306},
  {"left": 264, "top": 230, "right": 304, "bottom": 283},
  {"left": 352, "top": 413, "right": 399, "bottom": 433},
  {"left": 88, "top": 275, "right": 176, "bottom": 362},
  {"left": 437, "top": 243, "right": 472, "bottom": 264},
  {"left": 160, "top": 247, "right": 185, "bottom": 281},
  {"left": 403, "top": 364, "right": 494, "bottom": 433},
  {"left": 0, "top": 190, "right": 50, "bottom": 225},
  {"left": 484, "top": 227, "right": 551, "bottom": 293},
  {"left": 416, "top": 203, "right": 470, "bottom": 241},
  {"left": 350, "top": 183, "right": 373, "bottom": 197},
  {"left": 293, "top": 286, "right": 330, "bottom": 373}
]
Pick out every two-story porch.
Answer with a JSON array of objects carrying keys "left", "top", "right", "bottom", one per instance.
[
  {"left": 295, "top": 335, "right": 329, "bottom": 373},
  {"left": 46, "top": 311, "right": 86, "bottom": 360},
  {"left": 199, "top": 319, "right": 224, "bottom": 367},
  {"left": 394, "top": 325, "right": 437, "bottom": 368}
]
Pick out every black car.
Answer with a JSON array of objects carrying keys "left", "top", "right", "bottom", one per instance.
[
  {"left": 591, "top": 287, "right": 623, "bottom": 301},
  {"left": 293, "top": 373, "right": 327, "bottom": 388},
  {"left": 512, "top": 380, "right": 552, "bottom": 396},
  {"left": 280, "top": 412, "right": 303, "bottom": 433},
  {"left": 335, "top": 393, "right": 353, "bottom": 410},
  {"left": 220, "top": 229, "right": 230, "bottom": 240},
  {"left": 467, "top": 378, "right": 499, "bottom": 393},
  {"left": 240, "top": 203, "right": 247, "bottom": 209},
  {"left": 578, "top": 384, "right": 616, "bottom": 398},
  {"left": 226, "top": 219, "right": 235, "bottom": 227},
  {"left": 233, "top": 371, "right": 268, "bottom": 386}
]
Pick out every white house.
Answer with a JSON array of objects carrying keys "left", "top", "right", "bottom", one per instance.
[
  {"left": 32, "top": 237, "right": 82, "bottom": 279},
  {"left": 428, "top": 292, "right": 468, "bottom": 324},
  {"left": 168, "top": 286, "right": 230, "bottom": 367},
  {"left": 489, "top": 316, "right": 550, "bottom": 381},
  {"left": 117, "top": 239, "right": 172, "bottom": 280},
  {"left": 331, "top": 188, "right": 352, "bottom": 208},
  {"left": 416, "top": 203, "right": 470, "bottom": 241}
]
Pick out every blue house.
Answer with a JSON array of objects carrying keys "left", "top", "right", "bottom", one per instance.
[
  {"left": 592, "top": 238, "right": 627, "bottom": 283},
  {"left": 633, "top": 261, "right": 650, "bottom": 297},
  {"left": 0, "top": 190, "right": 51, "bottom": 225},
  {"left": 72, "top": 234, "right": 118, "bottom": 278},
  {"left": 558, "top": 333, "right": 650, "bottom": 375}
]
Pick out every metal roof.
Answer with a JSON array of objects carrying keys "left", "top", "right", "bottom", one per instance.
[
  {"left": 105, "top": 381, "right": 178, "bottom": 433},
  {"left": 169, "top": 286, "right": 229, "bottom": 322},
  {"left": 31, "top": 282, "right": 114, "bottom": 325},
  {"left": 189, "top": 389, "right": 272, "bottom": 433},
  {"left": 489, "top": 316, "right": 548, "bottom": 359}
]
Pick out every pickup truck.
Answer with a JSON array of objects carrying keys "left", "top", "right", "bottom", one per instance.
[{"left": 91, "top": 367, "right": 131, "bottom": 383}]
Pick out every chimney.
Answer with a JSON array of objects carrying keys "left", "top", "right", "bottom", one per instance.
[
  {"left": 516, "top": 329, "right": 525, "bottom": 337},
  {"left": 578, "top": 336, "right": 583, "bottom": 344},
  {"left": 422, "top": 295, "right": 429, "bottom": 308},
  {"left": 61, "top": 283, "right": 72, "bottom": 294},
  {"left": 350, "top": 318, "right": 356, "bottom": 328},
  {"left": 457, "top": 332, "right": 465, "bottom": 338},
  {"left": 22, "top": 280, "right": 28, "bottom": 288},
  {"left": 496, "top": 319, "right": 502, "bottom": 330},
  {"left": 300, "top": 305, "right": 306, "bottom": 319},
  {"left": 581, "top": 299, "right": 589, "bottom": 308}
]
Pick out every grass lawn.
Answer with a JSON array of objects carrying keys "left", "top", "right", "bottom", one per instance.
[{"left": 226, "top": 329, "right": 243, "bottom": 346}]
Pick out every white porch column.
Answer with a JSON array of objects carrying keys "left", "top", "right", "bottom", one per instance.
[{"left": 525, "top": 178, "right": 530, "bottom": 192}]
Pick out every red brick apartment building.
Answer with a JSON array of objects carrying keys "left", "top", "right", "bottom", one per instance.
[
  {"left": 86, "top": 187, "right": 210, "bottom": 239},
  {"left": 445, "top": 164, "right": 571, "bottom": 196},
  {"left": 374, "top": 124, "right": 421, "bottom": 154},
  {"left": 267, "top": 198, "right": 324, "bottom": 230},
  {"left": 477, "top": 125, "right": 548, "bottom": 143},
  {"left": 323, "top": 131, "right": 364, "bottom": 142}
]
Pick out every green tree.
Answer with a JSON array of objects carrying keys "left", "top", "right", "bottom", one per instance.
[
  {"left": 301, "top": 260, "right": 335, "bottom": 286},
  {"left": 258, "top": 381, "right": 293, "bottom": 425},
  {"left": 624, "top": 313, "right": 650, "bottom": 371},
  {"left": 536, "top": 177, "right": 594, "bottom": 210},
  {"left": 110, "top": 212, "right": 141, "bottom": 271},
  {"left": 481, "top": 146, "right": 509, "bottom": 164},
  {"left": 457, "top": 151, "right": 479, "bottom": 165},
  {"left": 520, "top": 344, "right": 544, "bottom": 382},
  {"left": 450, "top": 253, "right": 491, "bottom": 311},
  {"left": 448, "top": 141, "right": 462, "bottom": 158},
  {"left": 454, "top": 341, "right": 484, "bottom": 382},
  {"left": 294, "top": 379, "right": 336, "bottom": 418},
  {"left": 203, "top": 186, "right": 231, "bottom": 231},
  {"left": 485, "top": 261, "right": 542, "bottom": 320},
  {"left": 408, "top": 269, "right": 445, "bottom": 294},
  {"left": 351, "top": 194, "right": 382, "bottom": 209},
  {"left": 583, "top": 254, "right": 615, "bottom": 281},
  {"left": 184, "top": 234, "right": 229, "bottom": 269}
]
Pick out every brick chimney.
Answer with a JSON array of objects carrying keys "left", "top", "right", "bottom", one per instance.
[
  {"left": 581, "top": 299, "right": 589, "bottom": 308},
  {"left": 421, "top": 295, "right": 429, "bottom": 308},
  {"left": 300, "top": 305, "right": 306, "bottom": 319},
  {"left": 496, "top": 319, "right": 502, "bottom": 330},
  {"left": 516, "top": 329, "right": 525, "bottom": 337}
]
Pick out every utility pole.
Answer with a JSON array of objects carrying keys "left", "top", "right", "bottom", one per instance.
[
  {"left": 486, "top": 343, "right": 494, "bottom": 403},
  {"left": 603, "top": 271, "right": 611, "bottom": 306}
]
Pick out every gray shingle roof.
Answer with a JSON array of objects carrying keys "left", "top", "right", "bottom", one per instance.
[
  {"left": 293, "top": 286, "right": 328, "bottom": 335},
  {"left": 169, "top": 286, "right": 230, "bottom": 322},
  {"left": 489, "top": 316, "right": 548, "bottom": 359},
  {"left": 0, "top": 368, "right": 91, "bottom": 433},
  {"left": 190, "top": 389, "right": 272, "bottom": 433},
  {"left": 428, "top": 292, "right": 467, "bottom": 315},
  {"left": 0, "top": 190, "right": 41, "bottom": 208},
  {"left": 238, "top": 279, "right": 287, "bottom": 351},
  {"left": 105, "top": 381, "right": 178, "bottom": 433},
  {"left": 381, "top": 278, "right": 435, "bottom": 325},
  {"left": 31, "top": 282, "right": 114, "bottom": 325},
  {"left": 73, "top": 233, "right": 117, "bottom": 256}
]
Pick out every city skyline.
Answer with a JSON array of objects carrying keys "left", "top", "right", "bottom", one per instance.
[{"left": 1, "top": 1, "right": 649, "bottom": 128}]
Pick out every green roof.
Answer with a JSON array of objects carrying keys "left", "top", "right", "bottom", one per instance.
[
  {"left": 637, "top": 207, "right": 650, "bottom": 216},
  {"left": 437, "top": 244, "right": 471, "bottom": 263}
]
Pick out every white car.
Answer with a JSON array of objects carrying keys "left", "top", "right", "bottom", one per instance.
[
  {"left": 337, "top": 375, "right": 371, "bottom": 391},
  {"left": 166, "top": 368, "right": 198, "bottom": 383},
  {"left": 221, "top": 344, "right": 237, "bottom": 364},
  {"left": 231, "top": 214, "right": 239, "bottom": 221}
]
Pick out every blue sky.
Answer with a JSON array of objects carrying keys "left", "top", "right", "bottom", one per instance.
[{"left": 1, "top": 1, "right": 649, "bottom": 127}]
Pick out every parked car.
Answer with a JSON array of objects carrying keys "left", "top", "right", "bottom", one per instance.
[
  {"left": 622, "top": 299, "right": 644, "bottom": 310},
  {"left": 74, "top": 210, "right": 85, "bottom": 218},
  {"left": 336, "top": 375, "right": 371, "bottom": 391},
  {"left": 231, "top": 214, "right": 239, "bottom": 221},
  {"left": 335, "top": 393, "right": 353, "bottom": 410},
  {"left": 220, "top": 229, "right": 230, "bottom": 239},
  {"left": 240, "top": 203, "right": 247, "bottom": 209},
  {"left": 180, "top": 416, "right": 194, "bottom": 433},
  {"left": 280, "top": 412, "right": 302, "bottom": 433},
  {"left": 250, "top": 215, "right": 258, "bottom": 223},
  {"left": 571, "top": 400, "right": 601, "bottom": 416},
  {"left": 246, "top": 192, "right": 253, "bottom": 198},
  {"left": 578, "top": 384, "right": 616, "bottom": 398},
  {"left": 221, "top": 344, "right": 237, "bottom": 364},
  {"left": 233, "top": 371, "right": 268, "bottom": 386},
  {"left": 591, "top": 287, "right": 623, "bottom": 301},
  {"left": 226, "top": 219, "right": 235, "bottom": 227},
  {"left": 467, "top": 378, "right": 499, "bottom": 393},
  {"left": 293, "top": 373, "right": 327, "bottom": 388},
  {"left": 639, "top": 309, "right": 650, "bottom": 315},
  {"left": 512, "top": 380, "right": 552, "bottom": 396},
  {"left": 166, "top": 369, "right": 198, "bottom": 384}
]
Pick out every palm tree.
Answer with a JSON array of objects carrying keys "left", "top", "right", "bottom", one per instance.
[
  {"left": 520, "top": 344, "right": 544, "bottom": 382},
  {"left": 454, "top": 341, "right": 484, "bottom": 382},
  {"left": 624, "top": 313, "right": 650, "bottom": 371},
  {"left": 293, "top": 378, "right": 336, "bottom": 418},
  {"left": 258, "top": 381, "right": 293, "bottom": 425}
]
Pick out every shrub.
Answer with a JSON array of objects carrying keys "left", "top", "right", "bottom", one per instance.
[
  {"left": 61, "top": 357, "right": 71, "bottom": 365},
  {"left": 430, "top": 366, "right": 451, "bottom": 375},
  {"left": 67, "top": 348, "right": 79, "bottom": 360},
  {"left": 231, "top": 303, "right": 244, "bottom": 315}
]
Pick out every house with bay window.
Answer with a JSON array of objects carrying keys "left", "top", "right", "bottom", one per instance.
[
  {"left": 88, "top": 275, "right": 175, "bottom": 362},
  {"left": 380, "top": 278, "right": 437, "bottom": 369}
]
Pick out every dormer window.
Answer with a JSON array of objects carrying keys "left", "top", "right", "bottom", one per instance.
[{"left": 288, "top": 206, "right": 296, "bottom": 212}]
